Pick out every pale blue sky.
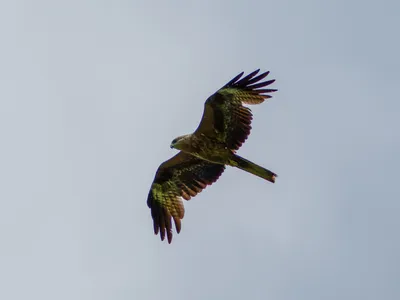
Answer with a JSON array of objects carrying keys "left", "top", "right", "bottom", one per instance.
[{"left": 0, "top": 1, "right": 399, "bottom": 299}]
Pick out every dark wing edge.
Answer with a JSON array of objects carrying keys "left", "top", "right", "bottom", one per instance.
[
  {"left": 221, "top": 69, "right": 277, "bottom": 104},
  {"left": 147, "top": 152, "right": 225, "bottom": 244}
]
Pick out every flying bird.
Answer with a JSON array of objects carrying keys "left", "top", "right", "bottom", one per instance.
[{"left": 147, "top": 69, "right": 278, "bottom": 243}]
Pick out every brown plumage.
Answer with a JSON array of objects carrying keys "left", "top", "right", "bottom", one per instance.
[{"left": 147, "top": 69, "right": 278, "bottom": 243}]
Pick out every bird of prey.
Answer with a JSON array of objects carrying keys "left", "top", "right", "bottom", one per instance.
[{"left": 147, "top": 69, "right": 277, "bottom": 243}]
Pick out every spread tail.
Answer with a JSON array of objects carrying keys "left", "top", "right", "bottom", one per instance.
[{"left": 231, "top": 154, "right": 277, "bottom": 183}]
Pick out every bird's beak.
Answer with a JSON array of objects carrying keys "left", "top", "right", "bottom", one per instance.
[{"left": 170, "top": 144, "right": 174, "bottom": 149}]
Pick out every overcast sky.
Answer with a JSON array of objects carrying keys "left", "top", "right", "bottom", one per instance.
[{"left": 1, "top": 1, "right": 399, "bottom": 299}]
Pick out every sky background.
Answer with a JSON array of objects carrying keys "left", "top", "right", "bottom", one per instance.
[{"left": 1, "top": 0, "right": 399, "bottom": 299}]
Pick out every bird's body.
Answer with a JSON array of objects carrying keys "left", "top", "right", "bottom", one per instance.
[
  {"left": 147, "top": 69, "right": 278, "bottom": 243},
  {"left": 173, "top": 133, "right": 276, "bottom": 182},
  {"left": 173, "top": 134, "right": 231, "bottom": 164}
]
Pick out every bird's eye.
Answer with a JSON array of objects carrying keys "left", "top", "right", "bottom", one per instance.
[{"left": 172, "top": 139, "right": 177, "bottom": 144}]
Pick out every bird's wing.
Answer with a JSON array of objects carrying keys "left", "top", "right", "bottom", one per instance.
[
  {"left": 147, "top": 151, "right": 225, "bottom": 243},
  {"left": 194, "top": 69, "right": 277, "bottom": 150}
]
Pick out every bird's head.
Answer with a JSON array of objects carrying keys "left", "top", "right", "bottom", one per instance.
[{"left": 170, "top": 134, "right": 190, "bottom": 150}]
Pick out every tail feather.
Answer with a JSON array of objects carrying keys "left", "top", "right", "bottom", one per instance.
[{"left": 231, "top": 154, "right": 277, "bottom": 183}]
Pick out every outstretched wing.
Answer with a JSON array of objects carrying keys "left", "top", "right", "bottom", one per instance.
[
  {"left": 194, "top": 69, "right": 277, "bottom": 150},
  {"left": 147, "top": 152, "right": 225, "bottom": 243}
]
